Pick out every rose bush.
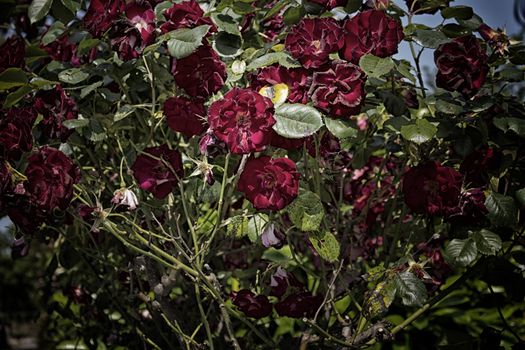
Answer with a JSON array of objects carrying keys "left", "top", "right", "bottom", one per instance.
[{"left": 1, "top": 0, "right": 525, "bottom": 348}]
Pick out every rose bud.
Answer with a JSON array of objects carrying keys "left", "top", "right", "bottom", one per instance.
[
  {"left": 161, "top": 0, "right": 216, "bottom": 34},
  {"left": 269, "top": 267, "right": 303, "bottom": 297},
  {"left": 112, "top": 188, "right": 139, "bottom": 210},
  {"left": 0, "top": 37, "right": 26, "bottom": 74},
  {"left": 131, "top": 145, "right": 184, "bottom": 199},
  {"left": 0, "top": 107, "right": 36, "bottom": 161},
  {"left": 405, "top": 0, "right": 450, "bottom": 14},
  {"left": 164, "top": 96, "right": 207, "bottom": 137},
  {"left": 24, "top": 147, "right": 81, "bottom": 212},
  {"left": 237, "top": 156, "right": 300, "bottom": 211},
  {"left": 402, "top": 161, "right": 462, "bottom": 216},
  {"left": 34, "top": 85, "right": 78, "bottom": 142},
  {"left": 230, "top": 290, "right": 272, "bottom": 319},
  {"left": 84, "top": 0, "right": 125, "bottom": 38},
  {"left": 250, "top": 66, "right": 312, "bottom": 104},
  {"left": 340, "top": 10, "right": 404, "bottom": 64},
  {"left": 309, "top": 60, "right": 366, "bottom": 118},
  {"left": 171, "top": 44, "right": 226, "bottom": 100},
  {"left": 285, "top": 18, "right": 344, "bottom": 69},
  {"left": 261, "top": 223, "right": 286, "bottom": 249},
  {"left": 11, "top": 237, "right": 30, "bottom": 259},
  {"left": 208, "top": 88, "right": 275, "bottom": 154},
  {"left": 478, "top": 23, "right": 509, "bottom": 56},
  {"left": 434, "top": 35, "right": 489, "bottom": 97},
  {"left": 275, "top": 291, "right": 323, "bottom": 318}
]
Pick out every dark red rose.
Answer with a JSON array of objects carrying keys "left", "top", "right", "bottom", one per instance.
[
  {"left": 131, "top": 145, "right": 183, "bottom": 199},
  {"left": 405, "top": 0, "right": 450, "bottom": 14},
  {"left": 307, "top": 131, "right": 342, "bottom": 160},
  {"left": 24, "top": 147, "right": 80, "bottom": 212},
  {"left": 434, "top": 35, "right": 489, "bottom": 97},
  {"left": 309, "top": 0, "right": 347, "bottom": 10},
  {"left": 275, "top": 291, "right": 323, "bottom": 318},
  {"left": 161, "top": 0, "right": 215, "bottom": 33},
  {"left": 34, "top": 85, "right": 78, "bottom": 142},
  {"left": 110, "top": 22, "right": 146, "bottom": 61},
  {"left": 199, "top": 130, "right": 227, "bottom": 157},
  {"left": 402, "top": 161, "right": 462, "bottom": 216},
  {"left": 0, "top": 107, "right": 36, "bottom": 161},
  {"left": 309, "top": 60, "right": 366, "bottom": 118},
  {"left": 0, "top": 162, "right": 13, "bottom": 211},
  {"left": 445, "top": 188, "right": 488, "bottom": 224},
  {"left": 0, "top": 37, "right": 25, "bottom": 73},
  {"left": 84, "top": 0, "right": 125, "bottom": 38},
  {"left": 164, "top": 96, "right": 207, "bottom": 137},
  {"left": 230, "top": 290, "right": 272, "bottom": 319},
  {"left": 125, "top": 2, "right": 157, "bottom": 45},
  {"left": 42, "top": 34, "right": 96, "bottom": 67},
  {"left": 237, "top": 156, "right": 299, "bottom": 211},
  {"left": 269, "top": 267, "right": 303, "bottom": 297},
  {"left": 261, "top": 13, "right": 285, "bottom": 42},
  {"left": 460, "top": 147, "right": 502, "bottom": 187},
  {"left": 270, "top": 131, "right": 306, "bottom": 150},
  {"left": 340, "top": 10, "right": 404, "bottom": 64},
  {"left": 171, "top": 44, "right": 226, "bottom": 100},
  {"left": 208, "top": 88, "right": 275, "bottom": 154},
  {"left": 285, "top": 18, "right": 343, "bottom": 69},
  {"left": 250, "top": 66, "right": 311, "bottom": 104}
]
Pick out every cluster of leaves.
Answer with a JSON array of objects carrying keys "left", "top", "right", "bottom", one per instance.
[{"left": 1, "top": 0, "right": 525, "bottom": 349}]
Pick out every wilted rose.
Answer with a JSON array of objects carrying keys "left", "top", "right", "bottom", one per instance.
[
  {"left": 34, "top": 85, "right": 78, "bottom": 142},
  {"left": 164, "top": 96, "right": 207, "bottom": 137},
  {"left": 208, "top": 88, "right": 275, "bottom": 154},
  {"left": 125, "top": 2, "right": 157, "bottom": 45},
  {"left": 261, "top": 223, "right": 286, "bottom": 248},
  {"left": 131, "top": 145, "right": 184, "bottom": 199},
  {"left": 230, "top": 290, "right": 272, "bottom": 319},
  {"left": 112, "top": 188, "right": 139, "bottom": 210},
  {"left": 285, "top": 18, "right": 343, "bottom": 69},
  {"left": 0, "top": 107, "right": 36, "bottom": 161},
  {"left": 434, "top": 35, "right": 489, "bottom": 97},
  {"left": 24, "top": 147, "right": 81, "bottom": 212},
  {"left": 402, "top": 161, "right": 462, "bottom": 216},
  {"left": 340, "top": 10, "right": 404, "bottom": 64},
  {"left": 478, "top": 23, "right": 509, "bottom": 55},
  {"left": 269, "top": 267, "right": 303, "bottom": 297},
  {"left": 309, "top": 60, "right": 366, "bottom": 118},
  {"left": 0, "top": 37, "right": 25, "bottom": 73},
  {"left": 171, "top": 44, "right": 226, "bottom": 100},
  {"left": 237, "top": 156, "right": 299, "bottom": 211}
]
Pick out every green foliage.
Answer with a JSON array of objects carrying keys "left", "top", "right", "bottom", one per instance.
[
  {"left": 309, "top": 231, "right": 340, "bottom": 262},
  {"left": 167, "top": 25, "right": 211, "bottom": 59},
  {"left": 273, "top": 103, "right": 324, "bottom": 138},
  {"left": 287, "top": 191, "right": 324, "bottom": 231}
]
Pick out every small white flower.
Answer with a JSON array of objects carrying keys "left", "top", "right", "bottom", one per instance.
[{"left": 112, "top": 188, "right": 139, "bottom": 210}]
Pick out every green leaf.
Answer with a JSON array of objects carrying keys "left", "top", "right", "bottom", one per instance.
[
  {"left": 359, "top": 54, "right": 395, "bottom": 78},
  {"left": 60, "top": 0, "right": 80, "bottom": 13},
  {"left": 114, "top": 105, "right": 136, "bottom": 122},
  {"left": 309, "top": 231, "right": 340, "bottom": 263},
  {"left": 211, "top": 13, "right": 240, "bottom": 35},
  {"left": 0, "top": 68, "right": 28, "bottom": 91},
  {"left": 80, "top": 80, "right": 103, "bottom": 98},
  {"left": 3, "top": 85, "right": 34, "bottom": 108},
  {"left": 324, "top": 117, "right": 358, "bottom": 139},
  {"left": 400, "top": 119, "right": 437, "bottom": 144},
  {"left": 283, "top": 5, "right": 305, "bottom": 25},
  {"left": 63, "top": 118, "right": 89, "bottom": 129},
  {"left": 58, "top": 68, "right": 89, "bottom": 84},
  {"left": 396, "top": 60, "right": 416, "bottom": 83},
  {"left": 287, "top": 191, "right": 324, "bottom": 231},
  {"left": 41, "top": 21, "right": 65, "bottom": 45},
  {"left": 413, "top": 29, "right": 451, "bottom": 49},
  {"left": 77, "top": 38, "right": 99, "bottom": 55},
  {"left": 345, "top": 0, "right": 362, "bottom": 13},
  {"left": 493, "top": 117, "right": 525, "bottom": 138},
  {"left": 446, "top": 238, "right": 478, "bottom": 267},
  {"left": 364, "top": 279, "right": 397, "bottom": 318},
  {"left": 29, "top": 0, "right": 53, "bottom": 23},
  {"left": 473, "top": 229, "right": 502, "bottom": 256},
  {"left": 441, "top": 6, "right": 473, "bottom": 20},
  {"left": 166, "top": 25, "right": 210, "bottom": 59},
  {"left": 213, "top": 31, "right": 243, "bottom": 58},
  {"left": 273, "top": 103, "right": 323, "bottom": 139},
  {"left": 485, "top": 193, "right": 518, "bottom": 227},
  {"left": 435, "top": 99, "right": 464, "bottom": 115},
  {"left": 246, "top": 52, "right": 300, "bottom": 71},
  {"left": 246, "top": 214, "right": 269, "bottom": 243},
  {"left": 441, "top": 23, "right": 471, "bottom": 38},
  {"left": 516, "top": 188, "right": 525, "bottom": 207},
  {"left": 394, "top": 271, "right": 427, "bottom": 307}
]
